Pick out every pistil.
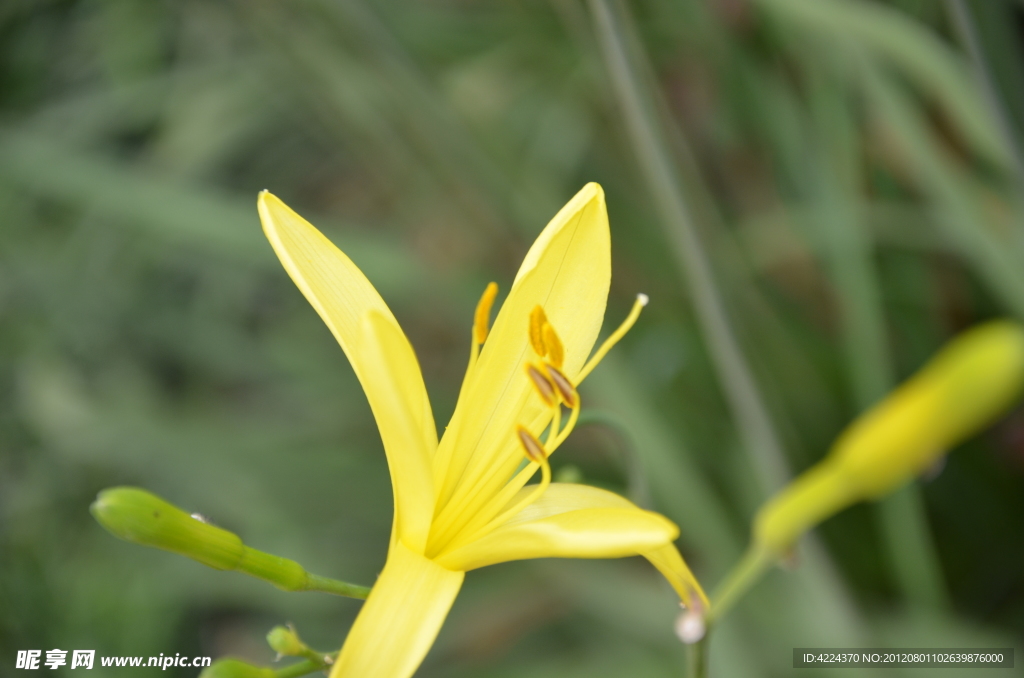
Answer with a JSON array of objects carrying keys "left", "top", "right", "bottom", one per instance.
[{"left": 577, "top": 293, "right": 648, "bottom": 383}]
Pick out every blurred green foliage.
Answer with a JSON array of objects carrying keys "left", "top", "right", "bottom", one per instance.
[{"left": 2, "top": 0, "right": 1024, "bottom": 676}]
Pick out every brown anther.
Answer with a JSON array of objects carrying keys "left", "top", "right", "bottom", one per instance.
[
  {"left": 526, "top": 364, "right": 557, "bottom": 406},
  {"left": 517, "top": 426, "right": 547, "bottom": 463},
  {"left": 529, "top": 306, "right": 548, "bottom": 356},
  {"left": 544, "top": 364, "right": 578, "bottom": 408},
  {"left": 542, "top": 322, "right": 564, "bottom": 369},
  {"left": 474, "top": 282, "right": 499, "bottom": 344}
]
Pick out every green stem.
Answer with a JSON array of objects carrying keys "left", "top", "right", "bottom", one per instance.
[
  {"left": 708, "top": 546, "right": 773, "bottom": 625},
  {"left": 274, "top": 651, "right": 339, "bottom": 678},
  {"left": 274, "top": 659, "right": 321, "bottom": 678},
  {"left": 304, "top": 572, "right": 372, "bottom": 599},
  {"left": 687, "top": 631, "right": 710, "bottom": 678}
]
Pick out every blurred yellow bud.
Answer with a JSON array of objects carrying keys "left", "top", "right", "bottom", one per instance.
[
  {"left": 91, "top": 487, "right": 244, "bottom": 570},
  {"left": 198, "top": 659, "right": 275, "bottom": 678},
  {"left": 755, "top": 320, "right": 1024, "bottom": 553},
  {"left": 266, "top": 625, "right": 306, "bottom": 657}
]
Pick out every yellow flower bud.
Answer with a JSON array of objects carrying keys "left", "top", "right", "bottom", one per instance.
[
  {"left": 91, "top": 487, "right": 244, "bottom": 570},
  {"left": 755, "top": 320, "right": 1024, "bottom": 553},
  {"left": 199, "top": 659, "right": 275, "bottom": 678}
]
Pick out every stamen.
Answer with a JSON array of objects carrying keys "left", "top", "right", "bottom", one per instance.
[
  {"left": 551, "top": 396, "right": 580, "bottom": 449},
  {"left": 438, "top": 426, "right": 553, "bottom": 554},
  {"left": 546, "top": 399, "right": 562, "bottom": 446},
  {"left": 542, "top": 322, "right": 564, "bottom": 369},
  {"left": 517, "top": 426, "right": 547, "bottom": 464},
  {"left": 544, "top": 364, "right": 578, "bottom": 408},
  {"left": 527, "top": 364, "right": 557, "bottom": 406},
  {"left": 474, "top": 282, "right": 499, "bottom": 345},
  {"left": 475, "top": 427, "right": 552, "bottom": 531},
  {"left": 529, "top": 305, "right": 548, "bottom": 356},
  {"left": 576, "top": 293, "right": 649, "bottom": 383}
]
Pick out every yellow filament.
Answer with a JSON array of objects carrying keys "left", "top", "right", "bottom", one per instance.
[
  {"left": 529, "top": 306, "right": 548, "bottom": 356},
  {"left": 552, "top": 397, "right": 580, "bottom": 449},
  {"left": 433, "top": 398, "right": 564, "bottom": 557},
  {"left": 445, "top": 428, "right": 553, "bottom": 550},
  {"left": 474, "top": 282, "right": 499, "bottom": 345},
  {"left": 577, "top": 293, "right": 648, "bottom": 383},
  {"left": 542, "top": 322, "right": 564, "bottom": 369},
  {"left": 547, "top": 401, "right": 562, "bottom": 446}
]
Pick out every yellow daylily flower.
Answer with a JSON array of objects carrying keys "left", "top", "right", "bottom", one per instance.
[{"left": 257, "top": 183, "right": 707, "bottom": 678}]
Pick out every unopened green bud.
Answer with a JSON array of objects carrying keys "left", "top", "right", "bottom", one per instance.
[
  {"left": 91, "top": 487, "right": 244, "bottom": 570},
  {"left": 755, "top": 320, "right": 1024, "bottom": 553},
  {"left": 92, "top": 486, "right": 371, "bottom": 599},
  {"left": 266, "top": 625, "right": 306, "bottom": 657},
  {"left": 199, "top": 659, "right": 275, "bottom": 678}
]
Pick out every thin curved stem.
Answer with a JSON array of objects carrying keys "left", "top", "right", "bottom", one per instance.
[{"left": 708, "top": 546, "right": 773, "bottom": 625}]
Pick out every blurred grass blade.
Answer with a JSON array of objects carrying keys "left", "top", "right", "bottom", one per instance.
[
  {"left": 946, "top": 0, "right": 1024, "bottom": 181},
  {"left": 586, "top": 356, "right": 742, "bottom": 571},
  {"left": 0, "top": 129, "right": 422, "bottom": 294},
  {"left": 588, "top": 0, "right": 790, "bottom": 495},
  {"left": 860, "top": 63, "right": 1024, "bottom": 317},
  {"left": 806, "top": 71, "right": 948, "bottom": 610},
  {"left": 758, "top": 0, "right": 1012, "bottom": 170}
]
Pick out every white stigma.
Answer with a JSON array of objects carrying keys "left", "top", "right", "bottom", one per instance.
[{"left": 637, "top": 293, "right": 649, "bottom": 306}]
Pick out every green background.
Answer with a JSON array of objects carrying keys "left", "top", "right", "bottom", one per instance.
[{"left": 2, "top": 0, "right": 1023, "bottom": 676}]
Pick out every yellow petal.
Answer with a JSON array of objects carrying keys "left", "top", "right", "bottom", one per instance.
[
  {"left": 430, "top": 184, "right": 611, "bottom": 544},
  {"left": 434, "top": 483, "right": 677, "bottom": 571},
  {"left": 359, "top": 311, "right": 437, "bottom": 552},
  {"left": 643, "top": 544, "right": 710, "bottom": 610},
  {"left": 258, "top": 193, "right": 438, "bottom": 551},
  {"left": 331, "top": 540, "right": 463, "bottom": 678}
]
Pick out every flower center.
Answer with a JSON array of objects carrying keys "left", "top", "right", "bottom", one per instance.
[{"left": 427, "top": 290, "right": 648, "bottom": 559}]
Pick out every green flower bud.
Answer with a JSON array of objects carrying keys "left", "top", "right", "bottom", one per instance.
[
  {"left": 91, "top": 487, "right": 244, "bottom": 570},
  {"left": 755, "top": 320, "right": 1024, "bottom": 553},
  {"left": 92, "top": 486, "right": 371, "bottom": 599},
  {"left": 266, "top": 626, "right": 306, "bottom": 657},
  {"left": 199, "top": 659, "right": 275, "bottom": 678}
]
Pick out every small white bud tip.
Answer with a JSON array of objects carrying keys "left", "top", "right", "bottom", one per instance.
[
  {"left": 674, "top": 610, "right": 706, "bottom": 644},
  {"left": 637, "top": 293, "right": 649, "bottom": 306}
]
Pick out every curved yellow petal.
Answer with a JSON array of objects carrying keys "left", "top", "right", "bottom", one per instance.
[
  {"left": 331, "top": 540, "right": 463, "bottom": 678},
  {"left": 359, "top": 311, "right": 437, "bottom": 552},
  {"left": 430, "top": 184, "right": 611, "bottom": 545},
  {"left": 643, "top": 544, "right": 710, "bottom": 610},
  {"left": 258, "top": 193, "right": 438, "bottom": 551},
  {"left": 434, "top": 483, "right": 677, "bottom": 571}
]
